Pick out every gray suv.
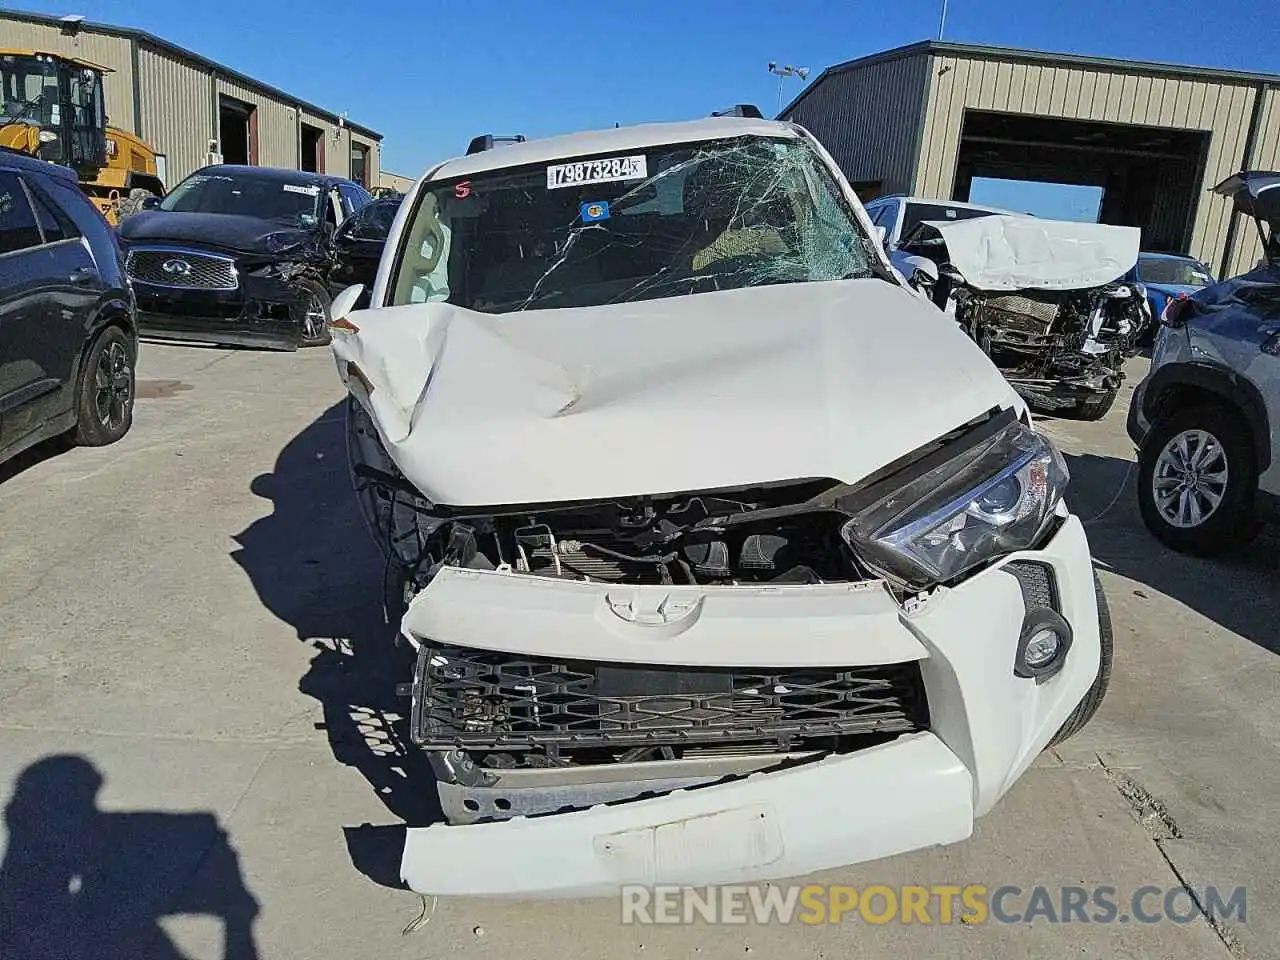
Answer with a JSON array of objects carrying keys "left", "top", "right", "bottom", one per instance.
[{"left": 1128, "top": 171, "right": 1280, "bottom": 554}]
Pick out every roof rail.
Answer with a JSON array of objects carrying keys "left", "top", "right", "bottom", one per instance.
[
  {"left": 710, "top": 104, "right": 764, "bottom": 119},
  {"left": 466, "top": 134, "right": 528, "bottom": 156}
]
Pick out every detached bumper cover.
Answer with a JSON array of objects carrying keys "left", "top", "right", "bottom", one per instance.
[
  {"left": 398, "top": 515, "right": 1100, "bottom": 897},
  {"left": 403, "top": 732, "right": 973, "bottom": 898}
]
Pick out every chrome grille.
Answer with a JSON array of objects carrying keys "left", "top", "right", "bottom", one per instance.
[{"left": 126, "top": 248, "right": 239, "bottom": 290}]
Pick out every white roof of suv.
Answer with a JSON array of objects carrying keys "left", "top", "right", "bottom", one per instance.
[{"left": 428, "top": 117, "right": 801, "bottom": 181}]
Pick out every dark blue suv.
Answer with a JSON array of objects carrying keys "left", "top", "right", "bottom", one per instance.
[{"left": 0, "top": 149, "right": 137, "bottom": 469}]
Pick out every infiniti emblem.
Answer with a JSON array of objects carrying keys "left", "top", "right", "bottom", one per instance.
[{"left": 161, "top": 258, "right": 192, "bottom": 276}]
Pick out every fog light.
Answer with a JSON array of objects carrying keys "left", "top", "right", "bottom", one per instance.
[
  {"left": 1015, "top": 608, "right": 1072, "bottom": 679},
  {"left": 1023, "top": 628, "right": 1061, "bottom": 668}
]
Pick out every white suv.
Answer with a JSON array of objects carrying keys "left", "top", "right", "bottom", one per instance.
[
  {"left": 329, "top": 115, "right": 1110, "bottom": 898},
  {"left": 1129, "top": 170, "right": 1280, "bottom": 554}
]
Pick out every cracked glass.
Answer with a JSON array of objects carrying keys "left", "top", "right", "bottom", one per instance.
[{"left": 390, "top": 135, "right": 878, "bottom": 312}]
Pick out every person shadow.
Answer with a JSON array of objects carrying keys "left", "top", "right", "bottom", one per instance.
[
  {"left": 0, "top": 755, "right": 260, "bottom": 960},
  {"left": 229, "top": 399, "right": 441, "bottom": 890}
]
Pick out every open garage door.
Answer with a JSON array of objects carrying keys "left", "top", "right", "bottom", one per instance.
[{"left": 953, "top": 110, "right": 1210, "bottom": 254}]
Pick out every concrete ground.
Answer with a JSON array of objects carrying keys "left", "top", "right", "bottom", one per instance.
[{"left": 0, "top": 344, "right": 1275, "bottom": 959}]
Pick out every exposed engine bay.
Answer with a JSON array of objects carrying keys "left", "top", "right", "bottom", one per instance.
[
  {"left": 954, "top": 282, "right": 1146, "bottom": 416},
  {"left": 347, "top": 397, "right": 863, "bottom": 605},
  {"left": 898, "top": 214, "right": 1147, "bottom": 418}
]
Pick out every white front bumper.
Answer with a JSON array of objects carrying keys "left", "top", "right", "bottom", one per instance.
[
  {"left": 399, "top": 515, "right": 1100, "bottom": 898},
  {"left": 403, "top": 732, "right": 971, "bottom": 898}
]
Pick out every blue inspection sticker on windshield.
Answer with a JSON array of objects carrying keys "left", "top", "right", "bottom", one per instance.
[{"left": 580, "top": 200, "right": 611, "bottom": 223}]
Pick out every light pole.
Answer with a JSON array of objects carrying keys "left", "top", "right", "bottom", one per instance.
[{"left": 768, "top": 62, "right": 810, "bottom": 115}]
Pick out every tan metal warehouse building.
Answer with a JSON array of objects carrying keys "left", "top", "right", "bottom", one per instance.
[
  {"left": 781, "top": 41, "right": 1280, "bottom": 277},
  {"left": 1, "top": 7, "right": 381, "bottom": 190}
]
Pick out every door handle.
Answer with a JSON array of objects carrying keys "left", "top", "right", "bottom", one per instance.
[{"left": 69, "top": 267, "right": 98, "bottom": 284}]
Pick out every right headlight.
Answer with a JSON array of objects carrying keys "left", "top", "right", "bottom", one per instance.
[{"left": 840, "top": 420, "right": 1068, "bottom": 588}]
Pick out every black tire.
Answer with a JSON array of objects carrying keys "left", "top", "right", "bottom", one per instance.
[
  {"left": 1049, "top": 573, "right": 1113, "bottom": 746},
  {"left": 1136, "top": 403, "right": 1258, "bottom": 555},
  {"left": 117, "top": 187, "right": 156, "bottom": 218},
  {"left": 1066, "top": 388, "right": 1119, "bottom": 422},
  {"left": 296, "top": 277, "right": 332, "bottom": 347},
  {"left": 73, "top": 326, "right": 135, "bottom": 447}
]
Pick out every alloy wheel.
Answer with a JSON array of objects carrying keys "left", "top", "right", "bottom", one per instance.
[
  {"left": 94, "top": 340, "right": 133, "bottom": 430},
  {"left": 303, "top": 292, "right": 329, "bottom": 341},
  {"left": 1151, "top": 428, "right": 1229, "bottom": 528}
]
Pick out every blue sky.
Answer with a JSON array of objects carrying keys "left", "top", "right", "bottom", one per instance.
[{"left": 12, "top": 0, "right": 1280, "bottom": 182}]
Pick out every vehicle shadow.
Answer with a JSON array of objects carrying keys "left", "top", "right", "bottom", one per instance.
[
  {"left": 229, "top": 401, "right": 441, "bottom": 888},
  {"left": 0, "top": 754, "right": 260, "bottom": 959},
  {"left": 1064, "top": 450, "right": 1280, "bottom": 655},
  {"left": 0, "top": 436, "right": 71, "bottom": 486}
]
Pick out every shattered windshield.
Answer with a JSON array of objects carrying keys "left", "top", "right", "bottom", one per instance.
[
  {"left": 160, "top": 173, "right": 322, "bottom": 226},
  {"left": 390, "top": 135, "right": 878, "bottom": 312}
]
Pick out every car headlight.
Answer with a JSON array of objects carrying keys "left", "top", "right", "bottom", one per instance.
[{"left": 840, "top": 420, "right": 1068, "bottom": 587}]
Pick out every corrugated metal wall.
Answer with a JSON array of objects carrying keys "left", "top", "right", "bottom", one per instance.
[
  {"left": 215, "top": 75, "right": 296, "bottom": 169},
  {"left": 782, "top": 53, "right": 929, "bottom": 196},
  {"left": 0, "top": 17, "right": 136, "bottom": 131},
  {"left": 915, "top": 53, "right": 1260, "bottom": 275},
  {"left": 137, "top": 43, "right": 213, "bottom": 185},
  {"left": 1228, "top": 85, "right": 1280, "bottom": 276},
  {"left": 379, "top": 171, "right": 416, "bottom": 193}
]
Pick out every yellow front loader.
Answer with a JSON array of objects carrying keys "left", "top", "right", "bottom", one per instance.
[{"left": 1, "top": 49, "right": 165, "bottom": 224}]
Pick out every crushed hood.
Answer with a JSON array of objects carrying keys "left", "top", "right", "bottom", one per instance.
[
  {"left": 118, "top": 211, "right": 318, "bottom": 258},
  {"left": 332, "top": 280, "right": 1017, "bottom": 507},
  {"left": 926, "top": 215, "right": 1141, "bottom": 291}
]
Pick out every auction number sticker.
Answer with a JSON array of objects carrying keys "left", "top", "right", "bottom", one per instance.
[
  {"left": 546, "top": 155, "right": 647, "bottom": 189},
  {"left": 283, "top": 183, "right": 321, "bottom": 196}
]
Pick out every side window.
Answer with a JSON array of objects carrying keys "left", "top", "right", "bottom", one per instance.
[
  {"left": 0, "top": 171, "right": 43, "bottom": 254},
  {"left": 24, "top": 178, "right": 78, "bottom": 244},
  {"left": 341, "top": 182, "right": 371, "bottom": 215}
]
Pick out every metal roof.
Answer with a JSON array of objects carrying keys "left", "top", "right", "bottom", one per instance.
[
  {"left": 0, "top": 47, "right": 113, "bottom": 72},
  {"left": 0, "top": 7, "right": 381, "bottom": 140},
  {"left": 780, "top": 40, "right": 1280, "bottom": 119}
]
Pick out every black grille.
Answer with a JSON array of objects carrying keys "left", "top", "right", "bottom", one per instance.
[
  {"left": 126, "top": 248, "right": 238, "bottom": 290},
  {"left": 410, "top": 646, "right": 928, "bottom": 751},
  {"left": 1005, "top": 560, "right": 1059, "bottom": 611}
]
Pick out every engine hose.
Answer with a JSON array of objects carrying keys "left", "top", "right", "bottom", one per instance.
[{"left": 576, "top": 541, "right": 680, "bottom": 565}]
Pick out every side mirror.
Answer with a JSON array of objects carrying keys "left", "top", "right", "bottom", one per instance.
[
  {"left": 898, "top": 254, "right": 938, "bottom": 288},
  {"left": 140, "top": 195, "right": 160, "bottom": 210},
  {"left": 330, "top": 284, "right": 366, "bottom": 328},
  {"left": 873, "top": 225, "right": 887, "bottom": 249}
]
